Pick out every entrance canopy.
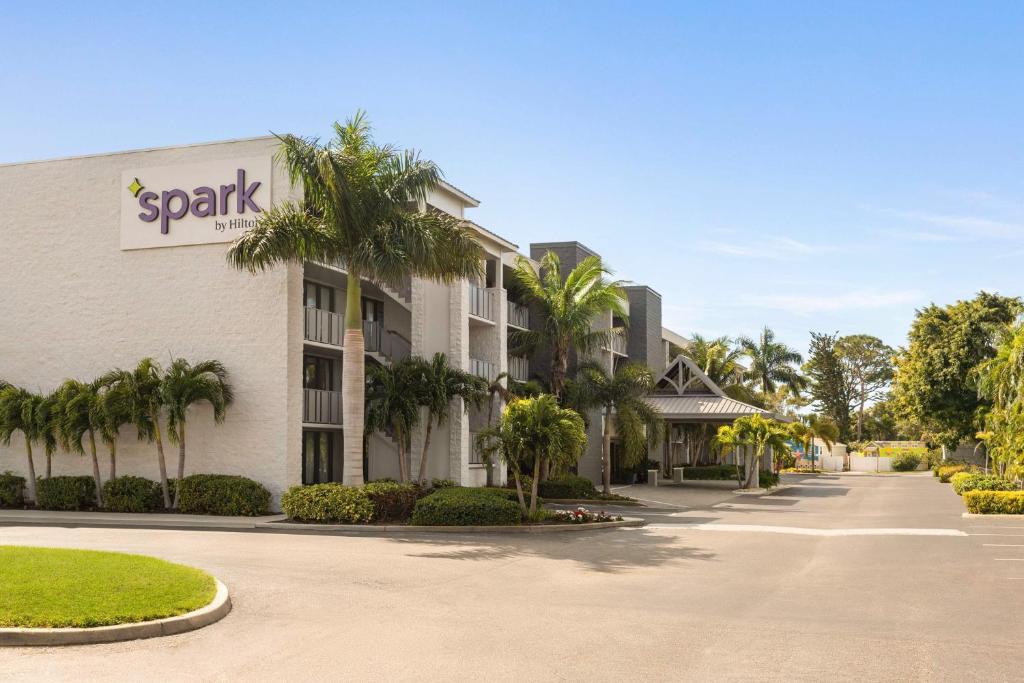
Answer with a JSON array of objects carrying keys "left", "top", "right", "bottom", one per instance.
[{"left": 648, "top": 355, "right": 771, "bottom": 423}]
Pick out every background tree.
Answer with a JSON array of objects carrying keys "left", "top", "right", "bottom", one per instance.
[
  {"left": 228, "top": 112, "right": 483, "bottom": 485},
  {"left": 415, "top": 353, "right": 487, "bottom": 483},
  {"left": 476, "top": 395, "right": 587, "bottom": 515},
  {"left": 365, "top": 358, "right": 425, "bottom": 482},
  {"left": 835, "top": 334, "right": 894, "bottom": 440},
  {"left": 738, "top": 326, "right": 806, "bottom": 398},
  {"left": 892, "top": 292, "right": 1022, "bottom": 452},
  {"left": 510, "top": 252, "right": 628, "bottom": 399},
  {"left": 574, "top": 362, "right": 662, "bottom": 494},
  {"left": 0, "top": 387, "right": 43, "bottom": 502},
  {"left": 804, "top": 332, "right": 855, "bottom": 441},
  {"left": 162, "top": 359, "right": 233, "bottom": 509}
]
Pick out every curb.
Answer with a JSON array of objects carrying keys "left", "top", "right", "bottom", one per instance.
[
  {"left": 0, "top": 579, "right": 231, "bottom": 647},
  {"left": 961, "top": 512, "right": 1024, "bottom": 519},
  {"left": 260, "top": 518, "right": 645, "bottom": 534},
  {"left": 543, "top": 499, "right": 644, "bottom": 507}
]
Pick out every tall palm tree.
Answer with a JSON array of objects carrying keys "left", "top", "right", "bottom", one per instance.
[
  {"left": 574, "top": 362, "right": 662, "bottom": 494},
  {"left": 227, "top": 112, "right": 483, "bottom": 485},
  {"left": 738, "top": 327, "right": 806, "bottom": 397},
  {"left": 55, "top": 379, "right": 105, "bottom": 507},
  {"left": 510, "top": 252, "right": 628, "bottom": 400},
  {"left": 0, "top": 386, "right": 44, "bottom": 502},
  {"left": 365, "top": 358, "right": 426, "bottom": 482},
  {"left": 476, "top": 395, "right": 587, "bottom": 515},
  {"left": 162, "top": 359, "right": 234, "bottom": 509},
  {"left": 101, "top": 359, "right": 170, "bottom": 508},
  {"left": 415, "top": 353, "right": 487, "bottom": 483}
]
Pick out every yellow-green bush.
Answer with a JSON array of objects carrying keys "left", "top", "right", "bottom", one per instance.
[
  {"left": 963, "top": 490, "right": 1024, "bottom": 514},
  {"left": 950, "top": 472, "right": 1016, "bottom": 496},
  {"left": 937, "top": 464, "right": 969, "bottom": 483},
  {"left": 281, "top": 483, "right": 374, "bottom": 523}
]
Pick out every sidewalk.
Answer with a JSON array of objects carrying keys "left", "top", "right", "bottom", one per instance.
[{"left": 0, "top": 508, "right": 285, "bottom": 530}]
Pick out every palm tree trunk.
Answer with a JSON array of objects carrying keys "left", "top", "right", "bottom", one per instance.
[
  {"left": 45, "top": 450, "right": 51, "bottom": 479},
  {"left": 485, "top": 394, "right": 496, "bottom": 487},
  {"left": 417, "top": 418, "right": 433, "bottom": 484},
  {"left": 24, "top": 441, "right": 37, "bottom": 504},
  {"left": 512, "top": 471, "right": 527, "bottom": 513},
  {"left": 857, "top": 386, "right": 866, "bottom": 440},
  {"left": 342, "top": 278, "right": 365, "bottom": 486},
  {"left": 152, "top": 411, "right": 171, "bottom": 509},
  {"left": 602, "top": 405, "right": 613, "bottom": 495},
  {"left": 396, "top": 429, "right": 408, "bottom": 482},
  {"left": 108, "top": 441, "right": 117, "bottom": 481},
  {"left": 87, "top": 429, "right": 103, "bottom": 507},
  {"left": 529, "top": 454, "right": 541, "bottom": 515},
  {"left": 173, "top": 422, "right": 186, "bottom": 509}
]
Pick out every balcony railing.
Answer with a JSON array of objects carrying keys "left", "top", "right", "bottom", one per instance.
[
  {"left": 507, "top": 300, "right": 529, "bottom": 329},
  {"left": 304, "top": 306, "right": 343, "bottom": 346},
  {"left": 508, "top": 354, "right": 529, "bottom": 382},
  {"left": 362, "top": 320, "right": 411, "bottom": 362},
  {"left": 468, "top": 284, "right": 497, "bottom": 321},
  {"left": 607, "top": 328, "right": 628, "bottom": 355},
  {"left": 303, "top": 388, "right": 342, "bottom": 425},
  {"left": 469, "top": 358, "right": 498, "bottom": 382}
]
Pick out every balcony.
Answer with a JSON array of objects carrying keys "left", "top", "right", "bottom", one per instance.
[
  {"left": 468, "top": 284, "right": 497, "bottom": 322},
  {"left": 304, "top": 306, "right": 343, "bottom": 347},
  {"left": 303, "top": 388, "right": 342, "bottom": 426},
  {"left": 508, "top": 354, "right": 529, "bottom": 382},
  {"left": 507, "top": 300, "right": 529, "bottom": 329},
  {"left": 469, "top": 358, "right": 498, "bottom": 382}
]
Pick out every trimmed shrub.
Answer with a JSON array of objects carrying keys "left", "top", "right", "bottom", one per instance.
[
  {"left": 890, "top": 452, "right": 922, "bottom": 472},
  {"left": 177, "top": 474, "right": 270, "bottom": 516},
  {"left": 538, "top": 474, "right": 597, "bottom": 499},
  {"left": 102, "top": 476, "right": 163, "bottom": 512},
  {"left": 963, "top": 490, "right": 1024, "bottom": 514},
  {"left": 411, "top": 487, "right": 523, "bottom": 526},
  {"left": 951, "top": 472, "right": 1016, "bottom": 496},
  {"left": 430, "top": 478, "right": 455, "bottom": 489},
  {"left": 281, "top": 483, "right": 374, "bottom": 523},
  {"left": 937, "top": 464, "right": 970, "bottom": 483},
  {"left": 0, "top": 471, "right": 25, "bottom": 508},
  {"left": 682, "top": 465, "right": 741, "bottom": 481},
  {"left": 759, "top": 471, "right": 780, "bottom": 488},
  {"left": 363, "top": 481, "right": 420, "bottom": 522},
  {"left": 35, "top": 476, "right": 97, "bottom": 511}
]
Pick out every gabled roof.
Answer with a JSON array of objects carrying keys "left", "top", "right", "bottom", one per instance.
[{"left": 647, "top": 355, "right": 770, "bottom": 421}]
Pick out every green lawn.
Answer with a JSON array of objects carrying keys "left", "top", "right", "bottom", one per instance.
[{"left": 0, "top": 546, "right": 217, "bottom": 628}]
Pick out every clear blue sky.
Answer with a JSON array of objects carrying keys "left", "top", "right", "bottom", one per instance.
[{"left": 4, "top": 2, "right": 1022, "bottom": 355}]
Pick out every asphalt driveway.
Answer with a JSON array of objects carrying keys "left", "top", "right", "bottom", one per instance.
[{"left": 0, "top": 473, "right": 1020, "bottom": 681}]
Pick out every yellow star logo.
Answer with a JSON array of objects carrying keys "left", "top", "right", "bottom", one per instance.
[{"left": 127, "top": 178, "right": 144, "bottom": 197}]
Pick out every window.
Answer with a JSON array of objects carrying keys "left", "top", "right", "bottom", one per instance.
[
  {"left": 303, "top": 355, "right": 335, "bottom": 391},
  {"left": 362, "top": 297, "right": 384, "bottom": 322},
  {"left": 303, "top": 431, "right": 340, "bottom": 484},
  {"left": 304, "top": 281, "right": 335, "bottom": 312}
]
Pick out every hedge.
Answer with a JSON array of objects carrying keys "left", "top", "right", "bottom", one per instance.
[
  {"left": 0, "top": 471, "right": 25, "bottom": 508},
  {"left": 890, "top": 453, "right": 921, "bottom": 472},
  {"left": 177, "top": 474, "right": 270, "bottom": 516},
  {"left": 963, "top": 490, "right": 1024, "bottom": 514},
  {"left": 363, "top": 481, "right": 420, "bottom": 522},
  {"left": 35, "top": 476, "right": 97, "bottom": 511},
  {"left": 538, "top": 474, "right": 597, "bottom": 499},
  {"left": 682, "top": 465, "right": 740, "bottom": 481},
  {"left": 101, "top": 476, "right": 164, "bottom": 512},
  {"left": 411, "top": 487, "right": 523, "bottom": 526},
  {"left": 950, "top": 472, "right": 1016, "bottom": 496},
  {"left": 281, "top": 483, "right": 374, "bottom": 523},
  {"left": 937, "top": 464, "right": 971, "bottom": 483}
]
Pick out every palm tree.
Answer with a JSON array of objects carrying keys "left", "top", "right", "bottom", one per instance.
[
  {"left": 228, "top": 112, "right": 483, "bottom": 486},
  {"left": 101, "top": 359, "right": 170, "bottom": 508},
  {"left": 0, "top": 386, "right": 44, "bottom": 502},
  {"left": 55, "top": 379, "right": 105, "bottom": 507},
  {"left": 96, "top": 376, "right": 133, "bottom": 481},
  {"left": 715, "top": 414, "right": 791, "bottom": 489},
  {"left": 415, "top": 353, "right": 487, "bottom": 483},
  {"left": 510, "top": 252, "right": 628, "bottom": 400},
  {"left": 711, "top": 423, "right": 748, "bottom": 487},
  {"left": 476, "top": 395, "right": 587, "bottom": 515},
  {"left": 738, "top": 327, "right": 806, "bottom": 397},
  {"left": 365, "top": 358, "right": 426, "bottom": 482},
  {"left": 683, "top": 334, "right": 757, "bottom": 403},
  {"left": 162, "top": 359, "right": 234, "bottom": 509},
  {"left": 574, "top": 362, "right": 662, "bottom": 494},
  {"left": 35, "top": 392, "right": 61, "bottom": 479},
  {"left": 789, "top": 415, "right": 839, "bottom": 472},
  {"left": 482, "top": 372, "right": 543, "bottom": 485}
]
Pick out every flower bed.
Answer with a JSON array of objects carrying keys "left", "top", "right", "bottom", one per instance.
[{"left": 549, "top": 507, "right": 623, "bottom": 524}]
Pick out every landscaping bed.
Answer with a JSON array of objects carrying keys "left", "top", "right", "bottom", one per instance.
[{"left": 0, "top": 546, "right": 217, "bottom": 628}]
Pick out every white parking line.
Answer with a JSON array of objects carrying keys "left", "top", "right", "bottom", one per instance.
[
  {"left": 993, "top": 558, "right": 1024, "bottom": 561},
  {"left": 968, "top": 533, "right": 1024, "bottom": 537},
  {"left": 982, "top": 544, "right": 1024, "bottom": 547},
  {"left": 644, "top": 523, "right": 967, "bottom": 537}
]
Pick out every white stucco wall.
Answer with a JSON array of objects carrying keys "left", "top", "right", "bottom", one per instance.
[{"left": 0, "top": 137, "right": 303, "bottom": 507}]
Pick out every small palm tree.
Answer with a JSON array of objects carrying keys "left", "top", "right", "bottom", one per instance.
[
  {"left": 574, "top": 362, "right": 662, "bottom": 494},
  {"left": 162, "top": 359, "right": 233, "bottom": 509},
  {"left": 510, "top": 252, "right": 628, "bottom": 399},
  {"left": 789, "top": 415, "right": 839, "bottom": 472},
  {"left": 477, "top": 395, "right": 587, "bottom": 515},
  {"left": 55, "top": 379, "right": 105, "bottom": 507},
  {"left": 482, "top": 372, "right": 543, "bottom": 485},
  {"left": 738, "top": 327, "right": 806, "bottom": 397},
  {"left": 715, "top": 415, "right": 792, "bottom": 489},
  {"left": 415, "top": 353, "right": 487, "bottom": 483},
  {"left": 228, "top": 112, "right": 483, "bottom": 485},
  {"left": 101, "top": 359, "right": 170, "bottom": 508},
  {"left": 0, "top": 386, "right": 44, "bottom": 502},
  {"left": 711, "top": 423, "right": 748, "bottom": 487},
  {"left": 35, "top": 391, "right": 61, "bottom": 479},
  {"left": 365, "top": 358, "right": 425, "bottom": 482}
]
